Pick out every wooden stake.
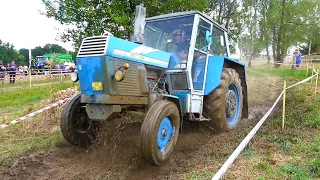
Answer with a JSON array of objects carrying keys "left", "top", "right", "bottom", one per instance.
[
  {"left": 311, "top": 65, "right": 314, "bottom": 83},
  {"left": 60, "top": 69, "right": 63, "bottom": 82},
  {"left": 306, "top": 62, "right": 309, "bottom": 76},
  {"left": 74, "top": 85, "right": 78, "bottom": 94},
  {"left": 282, "top": 80, "right": 286, "bottom": 130},
  {"left": 315, "top": 69, "right": 319, "bottom": 95}
]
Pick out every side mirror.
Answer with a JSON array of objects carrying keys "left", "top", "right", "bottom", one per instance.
[{"left": 206, "top": 30, "right": 212, "bottom": 46}]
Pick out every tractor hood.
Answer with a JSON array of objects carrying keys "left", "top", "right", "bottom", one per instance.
[{"left": 77, "top": 36, "right": 171, "bottom": 69}]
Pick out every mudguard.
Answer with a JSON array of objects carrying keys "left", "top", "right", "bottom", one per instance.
[{"left": 204, "top": 55, "right": 248, "bottom": 118}]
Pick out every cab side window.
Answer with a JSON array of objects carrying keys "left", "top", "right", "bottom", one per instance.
[{"left": 210, "top": 27, "right": 227, "bottom": 55}]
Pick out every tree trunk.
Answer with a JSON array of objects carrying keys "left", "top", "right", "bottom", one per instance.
[
  {"left": 266, "top": 45, "right": 270, "bottom": 64},
  {"left": 274, "top": 0, "right": 286, "bottom": 68},
  {"left": 272, "top": 24, "right": 277, "bottom": 62}
]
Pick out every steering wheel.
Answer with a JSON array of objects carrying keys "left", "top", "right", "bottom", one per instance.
[
  {"left": 165, "top": 42, "right": 179, "bottom": 53},
  {"left": 166, "top": 42, "right": 187, "bottom": 56}
]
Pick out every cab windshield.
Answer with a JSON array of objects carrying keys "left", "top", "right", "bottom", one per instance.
[{"left": 144, "top": 16, "right": 194, "bottom": 56}]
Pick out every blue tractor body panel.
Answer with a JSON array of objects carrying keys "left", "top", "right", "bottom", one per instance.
[
  {"left": 106, "top": 36, "right": 171, "bottom": 69},
  {"left": 77, "top": 56, "right": 107, "bottom": 95},
  {"left": 204, "top": 56, "right": 246, "bottom": 96},
  {"left": 173, "top": 91, "right": 189, "bottom": 114}
]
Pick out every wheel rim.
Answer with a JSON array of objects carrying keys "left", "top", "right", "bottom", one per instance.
[
  {"left": 225, "top": 83, "right": 240, "bottom": 126},
  {"left": 157, "top": 117, "right": 173, "bottom": 152}
]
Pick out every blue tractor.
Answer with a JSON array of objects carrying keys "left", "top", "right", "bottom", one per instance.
[{"left": 62, "top": 6, "right": 248, "bottom": 166}]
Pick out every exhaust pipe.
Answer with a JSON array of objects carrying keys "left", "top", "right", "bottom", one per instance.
[{"left": 133, "top": 3, "right": 146, "bottom": 44}]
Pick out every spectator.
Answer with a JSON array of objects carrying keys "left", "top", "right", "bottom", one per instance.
[
  {"left": 8, "top": 60, "right": 17, "bottom": 83},
  {"left": 60, "top": 61, "right": 65, "bottom": 70},
  {"left": 295, "top": 49, "right": 302, "bottom": 68},
  {"left": 0, "top": 60, "right": 5, "bottom": 84},
  {"left": 23, "top": 64, "right": 28, "bottom": 76}
]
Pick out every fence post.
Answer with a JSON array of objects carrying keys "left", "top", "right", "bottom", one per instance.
[
  {"left": 311, "top": 65, "right": 314, "bottom": 83},
  {"left": 74, "top": 85, "right": 78, "bottom": 94},
  {"left": 60, "top": 69, "right": 63, "bottom": 82},
  {"left": 315, "top": 69, "right": 319, "bottom": 95},
  {"left": 306, "top": 62, "right": 309, "bottom": 76},
  {"left": 282, "top": 80, "right": 286, "bottom": 130}
]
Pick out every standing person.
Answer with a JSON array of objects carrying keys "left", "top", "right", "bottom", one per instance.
[
  {"left": 295, "top": 49, "right": 302, "bottom": 69},
  {"left": 0, "top": 61, "right": 5, "bottom": 84},
  {"left": 8, "top": 60, "right": 17, "bottom": 83}
]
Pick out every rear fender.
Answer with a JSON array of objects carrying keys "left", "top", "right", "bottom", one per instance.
[{"left": 204, "top": 56, "right": 248, "bottom": 118}]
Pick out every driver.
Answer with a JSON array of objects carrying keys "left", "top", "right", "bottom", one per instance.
[{"left": 171, "top": 28, "right": 189, "bottom": 60}]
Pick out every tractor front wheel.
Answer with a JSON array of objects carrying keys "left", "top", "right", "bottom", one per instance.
[
  {"left": 203, "top": 68, "right": 243, "bottom": 132},
  {"left": 61, "top": 93, "right": 102, "bottom": 147},
  {"left": 140, "top": 100, "right": 180, "bottom": 166}
]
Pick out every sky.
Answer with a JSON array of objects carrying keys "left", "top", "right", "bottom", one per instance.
[{"left": 0, "top": 0, "right": 74, "bottom": 51}]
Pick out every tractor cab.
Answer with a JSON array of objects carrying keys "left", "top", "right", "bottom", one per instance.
[{"left": 144, "top": 11, "right": 231, "bottom": 118}]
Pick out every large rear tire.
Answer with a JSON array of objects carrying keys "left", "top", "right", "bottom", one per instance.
[
  {"left": 140, "top": 100, "right": 180, "bottom": 166},
  {"left": 203, "top": 68, "right": 243, "bottom": 132},
  {"left": 61, "top": 93, "right": 101, "bottom": 147}
]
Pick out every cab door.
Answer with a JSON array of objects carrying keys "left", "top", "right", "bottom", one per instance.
[{"left": 188, "top": 15, "right": 213, "bottom": 115}]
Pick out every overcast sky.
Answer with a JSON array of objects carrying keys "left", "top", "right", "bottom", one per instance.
[{"left": 0, "top": 0, "right": 74, "bottom": 51}]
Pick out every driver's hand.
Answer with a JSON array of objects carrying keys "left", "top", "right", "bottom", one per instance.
[{"left": 178, "top": 51, "right": 188, "bottom": 60}]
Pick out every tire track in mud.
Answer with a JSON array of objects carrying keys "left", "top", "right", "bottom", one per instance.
[{"left": 0, "top": 69, "right": 283, "bottom": 180}]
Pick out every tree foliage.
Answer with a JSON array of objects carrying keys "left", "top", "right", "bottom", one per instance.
[
  {"left": 238, "top": 0, "right": 320, "bottom": 65},
  {"left": 19, "top": 44, "right": 68, "bottom": 62},
  {"left": 43, "top": 0, "right": 208, "bottom": 50},
  {"left": 42, "top": 0, "right": 320, "bottom": 63},
  {"left": 0, "top": 40, "right": 25, "bottom": 65}
]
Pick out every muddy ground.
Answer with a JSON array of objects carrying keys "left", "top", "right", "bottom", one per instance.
[{"left": 0, "top": 68, "right": 282, "bottom": 180}]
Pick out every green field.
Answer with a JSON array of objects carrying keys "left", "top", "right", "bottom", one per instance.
[{"left": 0, "top": 77, "right": 76, "bottom": 169}]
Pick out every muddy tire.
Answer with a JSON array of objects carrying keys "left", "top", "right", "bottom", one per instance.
[
  {"left": 203, "top": 68, "right": 243, "bottom": 132},
  {"left": 61, "top": 93, "right": 101, "bottom": 147},
  {"left": 140, "top": 100, "right": 180, "bottom": 166}
]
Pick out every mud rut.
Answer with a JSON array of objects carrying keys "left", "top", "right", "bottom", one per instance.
[{"left": 0, "top": 69, "right": 282, "bottom": 180}]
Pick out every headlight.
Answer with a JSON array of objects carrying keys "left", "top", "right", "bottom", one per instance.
[
  {"left": 180, "top": 60, "right": 187, "bottom": 70},
  {"left": 114, "top": 70, "right": 125, "bottom": 82},
  {"left": 70, "top": 72, "right": 78, "bottom": 82}
]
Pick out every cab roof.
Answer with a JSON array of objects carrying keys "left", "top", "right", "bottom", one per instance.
[{"left": 145, "top": 11, "right": 227, "bottom": 32}]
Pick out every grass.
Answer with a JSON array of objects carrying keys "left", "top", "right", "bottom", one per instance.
[
  {"left": 0, "top": 77, "right": 77, "bottom": 170},
  {"left": 0, "top": 78, "right": 74, "bottom": 124},
  {"left": 185, "top": 170, "right": 215, "bottom": 180},
  {"left": 242, "top": 67, "right": 320, "bottom": 179}
]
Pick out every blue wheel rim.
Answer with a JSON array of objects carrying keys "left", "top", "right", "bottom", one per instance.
[
  {"left": 226, "top": 83, "right": 240, "bottom": 126},
  {"left": 157, "top": 117, "right": 173, "bottom": 150}
]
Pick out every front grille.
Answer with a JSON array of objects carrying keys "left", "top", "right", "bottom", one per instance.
[
  {"left": 77, "top": 36, "right": 108, "bottom": 57},
  {"left": 113, "top": 59, "right": 142, "bottom": 96}
]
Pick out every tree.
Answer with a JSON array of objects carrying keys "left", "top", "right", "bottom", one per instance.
[
  {"left": 237, "top": 0, "right": 320, "bottom": 67},
  {"left": 21, "top": 44, "right": 68, "bottom": 58},
  {"left": 0, "top": 40, "right": 25, "bottom": 65},
  {"left": 267, "top": 0, "right": 320, "bottom": 66},
  {"left": 42, "top": 0, "right": 208, "bottom": 51},
  {"left": 238, "top": 0, "right": 265, "bottom": 66},
  {"left": 205, "top": 0, "right": 244, "bottom": 41},
  {"left": 43, "top": 44, "right": 67, "bottom": 54},
  {"left": 19, "top": 48, "right": 30, "bottom": 61}
]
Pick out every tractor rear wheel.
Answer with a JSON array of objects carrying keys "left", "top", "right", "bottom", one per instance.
[
  {"left": 61, "top": 93, "right": 101, "bottom": 147},
  {"left": 140, "top": 100, "right": 180, "bottom": 166},
  {"left": 203, "top": 68, "right": 243, "bottom": 132}
]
